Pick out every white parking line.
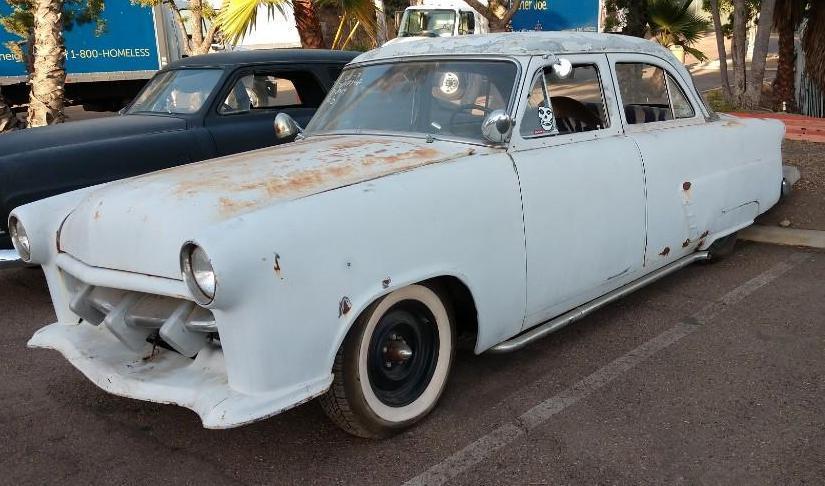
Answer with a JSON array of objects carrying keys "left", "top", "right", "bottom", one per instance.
[{"left": 403, "top": 253, "right": 809, "bottom": 486}]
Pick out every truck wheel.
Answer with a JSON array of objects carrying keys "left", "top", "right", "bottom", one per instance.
[
  {"left": 707, "top": 232, "right": 738, "bottom": 262},
  {"left": 320, "top": 284, "right": 455, "bottom": 439}
]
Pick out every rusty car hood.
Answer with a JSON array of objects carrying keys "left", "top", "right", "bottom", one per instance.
[{"left": 58, "top": 135, "right": 486, "bottom": 279}]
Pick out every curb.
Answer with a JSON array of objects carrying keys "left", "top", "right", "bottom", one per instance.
[{"left": 740, "top": 225, "right": 825, "bottom": 249}]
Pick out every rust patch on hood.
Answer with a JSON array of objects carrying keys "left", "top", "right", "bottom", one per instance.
[
  {"left": 218, "top": 197, "right": 258, "bottom": 217},
  {"left": 150, "top": 135, "right": 480, "bottom": 219}
]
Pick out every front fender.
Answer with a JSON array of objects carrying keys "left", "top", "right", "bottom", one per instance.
[
  {"left": 10, "top": 184, "right": 107, "bottom": 321},
  {"left": 186, "top": 151, "right": 526, "bottom": 397}
]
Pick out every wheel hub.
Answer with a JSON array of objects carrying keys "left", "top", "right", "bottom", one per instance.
[
  {"left": 383, "top": 335, "right": 413, "bottom": 367},
  {"left": 367, "top": 302, "right": 440, "bottom": 407}
]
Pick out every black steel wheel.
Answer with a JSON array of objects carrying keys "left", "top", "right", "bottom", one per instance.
[{"left": 319, "top": 284, "right": 455, "bottom": 439}]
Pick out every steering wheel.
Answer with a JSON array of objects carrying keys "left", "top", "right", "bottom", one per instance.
[{"left": 448, "top": 103, "right": 492, "bottom": 132}]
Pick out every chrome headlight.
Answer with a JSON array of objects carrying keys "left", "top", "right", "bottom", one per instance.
[
  {"left": 9, "top": 216, "right": 31, "bottom": 262},
  {"left": 180, "top": 243, "right": 216, "bottom": 305}
]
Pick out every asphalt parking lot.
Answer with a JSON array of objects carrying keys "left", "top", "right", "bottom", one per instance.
[{"left": 1, "top": 241, "right": 823, "bottom": 484}]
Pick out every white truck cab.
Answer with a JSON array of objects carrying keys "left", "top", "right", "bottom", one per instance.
[{"left": 393, "top": 0, "right": 488, "bottom": 41}]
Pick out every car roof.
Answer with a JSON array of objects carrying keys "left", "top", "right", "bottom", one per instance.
[
  {"left": 354, "top": 32, "right": 674, "bottom": 64},
  {"left": 167, "top": 49, "right": 360, "bottom": 69}
]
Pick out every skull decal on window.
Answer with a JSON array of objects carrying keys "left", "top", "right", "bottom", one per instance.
[{"left": 538, "top": 106, "right": 555, "bottom": 132}]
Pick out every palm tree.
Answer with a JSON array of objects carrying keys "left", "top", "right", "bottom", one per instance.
[
  {"left": 292, "top": 0, "right": 324, "bottom": 48},
  {"left": 218, "top": 0, "right": 326, "bottom": 48},
  {"left": 802, "top": 0, "right": 825, "bottom": 95},
  {"left": 27, "top": 0, "right": 65, "bottom": 127},
  {"left": 646, "top": 0, "right": 711, "bottom": 61},
  {"left": 771, "top": 0, "right": 805, "bottom": 111},
  {"left": 218, "top": 0, "right": 383, "bottom": 49}
]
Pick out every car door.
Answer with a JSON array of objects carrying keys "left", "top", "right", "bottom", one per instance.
[
  {"left": 509, "top": 54, "right": 647, "bottom": 328},
  {"left": 607, "top": 53, "right": 745, "bottom": 268},
  {"left": 205, "top": 65, "right": 326, "bottom": 156}
]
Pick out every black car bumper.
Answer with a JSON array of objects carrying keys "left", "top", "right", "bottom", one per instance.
[{"left": 0, "top": 233, "right": 23, "bottom": 269}]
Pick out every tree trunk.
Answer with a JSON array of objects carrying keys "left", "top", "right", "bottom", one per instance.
[
  {"left": 374, "top": 0, "right": 387, "bottom": 44},
  {"left": 709, "top": 0, "right": 732, "bottom": 99},
  {"left": 464, "top": 0, "right": 519, "bottom": 33},
  {"left": 731, "top": 0, "right": 748, "bottom": 105},
  {"left": 622, "top": 0, "right": 648, "bottom": 38},
  {"left": 744, "top": 0, "right": 777, "bottom": 109},
  {"left": 802, "top": 0, "right": 825, "bottom": 93},
  {"left": 190, "top": 0, "right": 204, "bottom": 49},
  {"left": 772, "top": 13, "right": 796, "bottom": 111},
  {"left": 293, "top": 0, "right": 325, "bottom": 48},
  {"left": 27, "top": 0, "right": 66, "bottom": 127}
]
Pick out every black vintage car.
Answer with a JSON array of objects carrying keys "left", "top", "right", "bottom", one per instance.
[{"left": 0, "top": 49, "right": 357, "bottom": 266}]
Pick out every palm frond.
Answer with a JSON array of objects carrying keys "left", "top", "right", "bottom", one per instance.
[
  {"left": 682, "top": 44, "right": 709, "bottom": 62},
  {"left": 216, "top": 0, "right": 291, "bottom": 45},
  {"left": 648, "top": 0, "right": 710, "bottom": 48},
  {"left": 318, "top": 0, "right": 378, "bottom": 42}
]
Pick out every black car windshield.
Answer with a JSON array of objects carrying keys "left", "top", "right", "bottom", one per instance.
[
  {"left": 398, "top": 9, "right": 456, "bottom": 37},
  {"left": 127, "top": 69, "right": 222, "bottom": 114},
  {"left": 305, "top": 60, "right": 518, "bottom": 142}
]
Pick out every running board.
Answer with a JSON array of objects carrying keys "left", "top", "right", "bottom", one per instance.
[{"left": 488, "top": 251, "right": 710, "bottom": 354}]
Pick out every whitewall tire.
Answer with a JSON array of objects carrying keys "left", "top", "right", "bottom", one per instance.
[{"left": 319, "top": 284, "right": 455, "bottom": 438}]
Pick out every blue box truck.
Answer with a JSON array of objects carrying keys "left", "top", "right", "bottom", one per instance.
[
  {"left": 0, "top": 0, "right": 185, "bottom": 110},
  {"left": 511, "top": 0, "right": 602, "bottom": 32}
]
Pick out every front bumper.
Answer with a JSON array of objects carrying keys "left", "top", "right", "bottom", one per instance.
[
  {"left": 0, "top": 248, "right": 23, "bottom": 269},
  {"left": 29, "top": 322, "right": 332, "bottom": 428}
]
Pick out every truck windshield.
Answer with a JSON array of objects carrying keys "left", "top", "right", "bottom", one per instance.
[
  {"left": 305, "top": 60, "right": 518, "bottom": 143},
  {"left": 398, "top": 9, "right": 456, "bottom": 37},
  {"left": 127, "top": 69, "right": 222, "bottom": 115}
]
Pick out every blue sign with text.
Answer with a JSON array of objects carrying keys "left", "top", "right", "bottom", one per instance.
[
  {"left": 511, "top": 0, "right": 600, "bottom": 32},
  {"left": 0, "top": 0, "right": 160, "bottom": 78}
]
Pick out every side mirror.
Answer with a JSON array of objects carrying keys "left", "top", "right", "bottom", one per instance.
[
  {"left": 481, "top": 109, "right": 513, "bottom": 144},
  {"left": 274, "top": 112, "right": 303, "bottom": 141}
]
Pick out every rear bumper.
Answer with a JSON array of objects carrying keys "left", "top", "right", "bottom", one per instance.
[
  {"left": 0, "top": 249, "right": 23, "bottom": 269},
  {"left": 28, "top": 322, "right": 332, "bottom": 429}
]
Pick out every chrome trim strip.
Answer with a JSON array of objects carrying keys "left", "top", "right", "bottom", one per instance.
[
  {"left": 488, "top": 251, "right": 710, "bottom": 353},
  {"left": 0, "top": 249, "right": 23, "bottom": 269}
]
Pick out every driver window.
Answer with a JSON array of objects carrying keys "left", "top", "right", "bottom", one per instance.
[
  {"left": 519, "top": 63, "right": 609, "bottom": 137},
  {"left": 220, "top": 74, "right": 303, "bottom": 114}
]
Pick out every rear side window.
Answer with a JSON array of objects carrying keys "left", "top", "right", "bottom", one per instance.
[
  {"left": 520, "top": 63, "right": 609, "bottom": 137},
  {"left": 615, "top": 63, "right": 695, "bottom": 124},
  {"left": 219, "top": 70, "right": 324, "bottom": 115}
]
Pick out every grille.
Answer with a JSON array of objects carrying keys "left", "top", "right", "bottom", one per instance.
[{"left": 63, "top": 271, "right": 217, "bottom": 357}]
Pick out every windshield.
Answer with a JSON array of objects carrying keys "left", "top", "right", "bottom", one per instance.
[
  {"left": 399, "top": 9, "right": 456, "bottom": 37},
  {"left": 306, "top": 60, "right": 518, "bottom": 142},
  {"left": 127, "top": 69, "right": 222, "bottom": 115}
]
